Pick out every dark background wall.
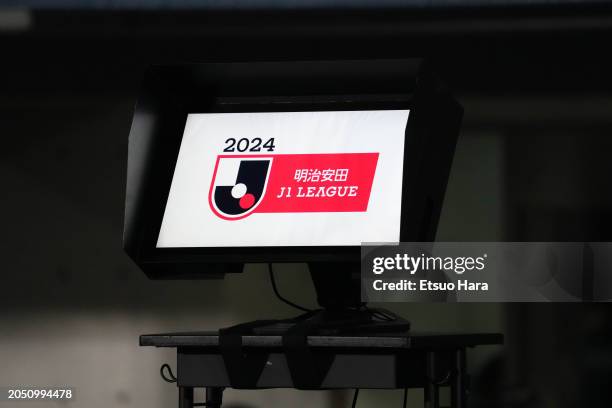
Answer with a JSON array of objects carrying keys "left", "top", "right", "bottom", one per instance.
[{"left": 1, "top": 3, "right": 612, "bottom": 407}]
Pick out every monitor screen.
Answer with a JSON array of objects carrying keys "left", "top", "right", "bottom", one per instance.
[{"left": 157, "top": 110, "right": 409, "bottom": 248}]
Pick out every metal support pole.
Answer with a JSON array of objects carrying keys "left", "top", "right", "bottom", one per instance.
[
  {"left": 425, "top": 352, "right": 440, "bottom": 408},
  {"left": 206, "top": 387, "right": 225, "bottom": 408},
  {"left": 450, "top": 348, "right": 468, "bottom": 408},
  {"left": 179, "top": 387, "right": 194, "bottom": 408}
]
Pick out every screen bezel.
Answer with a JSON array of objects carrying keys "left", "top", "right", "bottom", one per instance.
[{"left": 137, "top": 95, "right": 413, "bottom": 266}]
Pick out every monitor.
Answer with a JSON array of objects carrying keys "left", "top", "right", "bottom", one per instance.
[{"left": 123, "top": 60, "right": 462, "bottom": 279}]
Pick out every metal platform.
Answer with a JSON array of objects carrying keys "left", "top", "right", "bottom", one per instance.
[{"left": 141, "top": 330, "right": 503, "bottom": 408}]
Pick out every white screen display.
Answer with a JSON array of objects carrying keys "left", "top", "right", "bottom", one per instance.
[{"left": 157, "top": 110, "right": 408, "bottom": 247}]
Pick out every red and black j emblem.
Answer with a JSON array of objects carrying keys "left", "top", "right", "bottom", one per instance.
[{"left": 209, "top": 157, "right": 272, "bottom": 220}]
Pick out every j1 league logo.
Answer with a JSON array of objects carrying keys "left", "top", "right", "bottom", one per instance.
[{"left": 209, "top": 157, "right": 272, "bottom": 220}]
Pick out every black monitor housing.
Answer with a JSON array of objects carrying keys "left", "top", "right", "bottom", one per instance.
[{"left": 123, "top": 60, "right": 462, "bottom": 313}]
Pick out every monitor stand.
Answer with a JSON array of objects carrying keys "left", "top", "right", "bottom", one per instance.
[{"left": 252, "top": 262, "right": 410, "bottom": 335}]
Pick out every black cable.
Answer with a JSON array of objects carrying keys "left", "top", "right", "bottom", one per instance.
[
  {"left": 365, "top": 307, "right": 397, "bottom": 322},
  {"left": 160, "top": 363, "right": 177, "bottom": 383},
  {"left": 403, "top": 388, "right": 408, "bottom": 408},
  {"left": 378, "top": 310, "right": 397, "bottom": 321},
  {"left": 268, "top": 263, "right": 312, "bottom": 312},
  {"left": 371, "top": 310, "right": 393, "bottom": 322},
  {"left": 351, "top": 389, "right": 360, "bottom": 408}
]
